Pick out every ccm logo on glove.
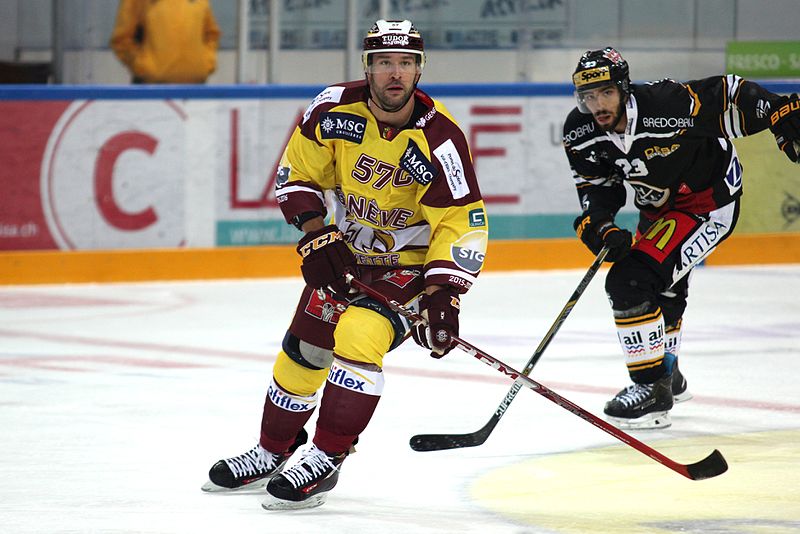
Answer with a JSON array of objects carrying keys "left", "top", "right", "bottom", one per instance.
[
  {"left": 298, "top": 229, "right": 344, "bottom": 258},
  {"left": 296, "top": 224, "right": 358, "bottom": 298}
]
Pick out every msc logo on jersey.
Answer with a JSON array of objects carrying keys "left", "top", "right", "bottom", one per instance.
[
  {"left": 319, "top": 112, "right": 367, "bottom": 143},
  {"left": 400, "top": 139, "right": 438, "bottom": 185}
]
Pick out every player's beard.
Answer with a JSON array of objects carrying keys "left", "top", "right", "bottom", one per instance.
[
  {"left": 370, "top": 79, "right": 416, "bottom": 113},
  {"left": 594, "top": 101, "right": 626, "bottom": 132}
]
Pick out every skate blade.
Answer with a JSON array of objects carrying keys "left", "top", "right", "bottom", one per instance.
[
  {"left": 261, "top": 492, "right": 328, "bottom": 511},
  {"left": 673, "top": 389, "right": 693, "bottom": 404},
  {"left": 606, "top": 411, "right": 671, "bottom": 430},
  {"left": 200, "top": 477, "right": 269, "bottom": 493}
]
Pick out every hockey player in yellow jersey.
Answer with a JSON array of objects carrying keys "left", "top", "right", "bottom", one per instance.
[{"left": 202, "top": 20, "right": 488, "bottom": 510}]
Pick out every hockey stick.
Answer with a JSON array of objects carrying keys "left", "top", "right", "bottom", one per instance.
[
  {"left": 409, "top": 246, "right": 609, "bottom": 452},
  {"left": 346, "top": 276, "right": 727, "bottom": 481}
]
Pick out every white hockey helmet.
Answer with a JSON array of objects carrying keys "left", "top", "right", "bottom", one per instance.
[{"left": 362, "top": 19, "right": 426, "bottom": 72}]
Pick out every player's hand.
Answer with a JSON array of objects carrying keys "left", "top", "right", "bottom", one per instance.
[
  {"left": 411, "top": 288, "right": 460, "bottom": 358},
  {"left": 769, "top": 93, "right": 800, "bottom": 163},
  {"left": 574, "top": 214, "right": 632, "bottom": 262},
  {"left": 296, "top": 224, "right": 357, "bottom": 298}
]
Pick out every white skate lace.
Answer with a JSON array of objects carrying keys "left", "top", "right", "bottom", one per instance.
[
  {"left": 281, "top": 446, "right": 336, "bottom": 488},
  {"left": 615, "top": 383, "right": 654, "bottom": 408},
  {"left": 224, "top": 445, "right": 278, "bottom": 478}
]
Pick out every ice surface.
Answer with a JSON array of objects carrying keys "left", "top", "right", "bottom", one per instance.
[{"left": 1, "top": 265, "right": 798, "bottom": 533}]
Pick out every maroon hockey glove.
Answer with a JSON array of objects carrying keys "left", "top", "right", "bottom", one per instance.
[
  {"left": 574, "top": 215, "right": 632, "bottom": 262},
  {"left": 411, "top": 288, "right": 460, "bottom": 358},
  {"left": 769, "top": 94, "right": 800, "bottom": 164},
  {"left": 296, "top": 224, "right": 357, "bottom": 298}
]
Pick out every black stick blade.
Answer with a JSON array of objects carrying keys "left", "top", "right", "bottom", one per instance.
[
  {"left": 409, "top": 417, "right": 499, "bottom": 452},
  {"left": 409, "top": 431, "right": 488, "bottom": 452},
  {"left": 685, "top": 449, "right": 728, "bottom": 480}
]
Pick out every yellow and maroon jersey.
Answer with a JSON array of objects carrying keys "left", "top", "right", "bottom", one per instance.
[{"left": 276, "top": 80, "right": 488, "bottom": 292}]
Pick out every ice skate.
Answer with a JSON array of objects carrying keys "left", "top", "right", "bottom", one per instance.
[
  {"left": 604, "top": 374, "right": 674, "bottom": 429},
  {"left": 669, "top": 356, "right": 693, "bottom": 404},
  {"left": 261, "top": 444, "right": 347, "bottom": 510},
  {"left": 201, "top": 429, "right": 308, "bottom": 492}
]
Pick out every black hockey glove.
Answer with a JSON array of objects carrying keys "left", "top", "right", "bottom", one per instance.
[
  {"left": 296, "top": 224, "right": 357, "bottom": 298},
  {"left": 769, "top": 93, "right": 800, "bottom": 164},
  {"left": 411, "top": 288, "right": 460, "bottom": 359},
  {"left": 574, "top": 214, "right": 632, "bottom": 262}
]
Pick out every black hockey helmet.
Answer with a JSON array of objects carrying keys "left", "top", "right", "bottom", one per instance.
[{"left": 572, "top": 47, "right": 630, "bottom": 112}]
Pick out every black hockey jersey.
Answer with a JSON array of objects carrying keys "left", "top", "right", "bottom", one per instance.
[{"left": 563, "top": 75, "right": 785, "bottom": 222}]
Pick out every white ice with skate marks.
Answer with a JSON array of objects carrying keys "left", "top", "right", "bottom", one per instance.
[{"left": 0, "top": 265, "right": 799, "bottom": 532}]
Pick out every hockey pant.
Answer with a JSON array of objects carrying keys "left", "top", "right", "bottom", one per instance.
[
  {"left": 606, "top": 201, "right": 739, "bottom": 384},
  {"left": 260, "top": 267, "right": 423, "bottom": 455}
]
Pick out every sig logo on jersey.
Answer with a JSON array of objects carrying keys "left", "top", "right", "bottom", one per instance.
[
  {"left": 400, "top": 139, "right": 438, "bottom": 185},
  {"left": 451, "top": 230, "right": 488, "bottom": 274},
  {"left": 319, "top": 112, "right": 367, "bottom": 143}
]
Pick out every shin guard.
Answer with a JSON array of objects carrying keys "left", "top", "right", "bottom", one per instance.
[
  {"left": 260, "top": 372, "right": 320, "bottom": 453},
  {"left": 314, "top": 358, "right": 385, "bottom": 454},
  {"left": 615, "top": 306, "right": 668, "bottom": 384}
]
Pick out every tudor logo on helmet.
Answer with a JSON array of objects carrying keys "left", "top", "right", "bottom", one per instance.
[
  {"left": 362, "top": 19, "right": 426, "bottom": 72},
  {"left": 383, "top": 35, "right": 409, "bottom": 47}
]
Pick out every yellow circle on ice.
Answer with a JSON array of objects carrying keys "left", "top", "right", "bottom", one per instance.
[{"left": 471, "top": 430, "right": 800, "bottom": 533}]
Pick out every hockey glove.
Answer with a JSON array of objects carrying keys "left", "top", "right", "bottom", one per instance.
[
  {"left": 769, "top": 93, "right": 800, "bottom": 163},
  {"left": 574, "top": 214, "right": 632, "bottom": 262},
  {"left": 296, "top": 224, "right": 357, "bottom": 298},
  {"left": 411, "top": 288, "right": 460, "bottom": 359}
]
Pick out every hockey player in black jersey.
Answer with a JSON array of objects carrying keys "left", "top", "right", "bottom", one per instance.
[{"left": 563, "top": 47, "right": 800, "bottom": 429}]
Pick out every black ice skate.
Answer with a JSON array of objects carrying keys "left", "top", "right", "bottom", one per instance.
[
  {"left": 670, "top": 357, "right": 693, "bottom": 404},
  {"left": 201, "top": 428, "right": 308, "bottom": 492},
  {"left": 262, "top": 444, "right": 348, "bottom": 510},
  {"left": 604, "top": 374, "right": 674, "bottom": 429}
]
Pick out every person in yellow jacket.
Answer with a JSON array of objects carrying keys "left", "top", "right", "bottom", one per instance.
[{"left": 110, "top": 0, "right": 221, "bottom": 83}]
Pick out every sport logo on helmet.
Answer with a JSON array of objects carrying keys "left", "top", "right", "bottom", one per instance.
[
  {"left": 603, "top": 49, "right": 624, "bottom": 65},
  {"left": 382, "top": 34, "right": 409, "bottom": 47},
  {"left": 573, "top": 66, "right": 611, "bottom": 87}
]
